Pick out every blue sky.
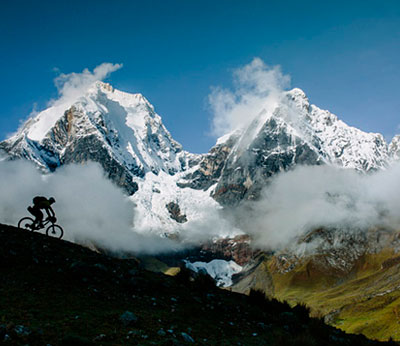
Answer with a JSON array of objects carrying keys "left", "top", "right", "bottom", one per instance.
[{"left": 1, "top": 0, "right": 400, "bottom": 153}]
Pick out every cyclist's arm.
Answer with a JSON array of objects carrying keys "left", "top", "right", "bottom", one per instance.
[{"left": 45, "top": 206, "right": 55, "bottom": 218}]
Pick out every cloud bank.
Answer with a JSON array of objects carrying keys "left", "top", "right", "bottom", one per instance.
[
  {"left": 239, "top": 164, "right": 400, "bottom": 251},
  {"left": 3, "top": 160, "right": 398, "bottom": 256},
  {"left": 209, "top": 58, "right": 290, "bottom": 137},
  {"left": 0, "top": 160, "right": 179, "bottom": 255}
]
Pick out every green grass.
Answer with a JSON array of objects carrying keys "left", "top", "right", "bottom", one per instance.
[{"left": 258, "top": 249, "right": 400, "bottom": 341}]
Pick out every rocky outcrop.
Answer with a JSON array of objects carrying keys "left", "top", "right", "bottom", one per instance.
[
  {"left": 199, "top": 235, "right": 256, "bottom": 266},
  {"left": 177, "top": 135, "right": 237, "bottom": 191},
  {"left": 231, "top": 254, "right": 275, "bottom": 295},
  {"left": 212, "top": 117, "right": 324, "bottom": 206},
  {"left": 166, "top": 202, "right": 187, "bottom": 223},
  {"left": 389, "top": 135, "right": 400, "bottom": 160}
]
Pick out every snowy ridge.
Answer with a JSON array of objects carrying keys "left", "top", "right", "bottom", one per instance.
[
  {"left": 220, "top": 88, "right": 393, "bottom": 173},
  {"left": 285, "top": 88, "right": 390, "bottom": 170}
]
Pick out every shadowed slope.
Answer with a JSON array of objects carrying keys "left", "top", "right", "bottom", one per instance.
[{"left": 0, "top": 223, "right": 398, "bottom": 345}]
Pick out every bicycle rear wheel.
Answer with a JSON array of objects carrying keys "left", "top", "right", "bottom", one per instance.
[
  {"left": 18, "top": 217, "right": 35, "bottom": 231},
  {"left": 46, "top": 224, "right": 64, "bottom": 239}
]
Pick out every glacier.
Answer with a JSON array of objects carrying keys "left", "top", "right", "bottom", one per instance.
[{"left": 185, "top": 259, "right": 243, "bottom": 287}]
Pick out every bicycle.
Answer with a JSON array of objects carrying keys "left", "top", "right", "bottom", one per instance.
[{"left": 18, "top": 216, "right": 64, "bottom": 239}]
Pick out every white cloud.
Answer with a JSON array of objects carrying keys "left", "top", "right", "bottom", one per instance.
[
  {"left": 51, "top": 62, "right": 123, "bottom": 107},
  {"left": 13, "top": 63, "right": 123, "bottom": 139},
  {"left": 209, "top": 58, "right": 290, "bottom": 137},
  {"left": 0, "top": 160, "right": 179, "bottom": 255}
]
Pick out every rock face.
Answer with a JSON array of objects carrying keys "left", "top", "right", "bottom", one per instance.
[
  {"left": 165, "top": 202, "right": 187, "bottom": 223},
  {"left": 177, "top": 135, "right": 236, "bottom": 191},
  {"left": 199, "top": 235, "right": 256, "bottom": 266},
  {"left": 212, "top": 116, "right": 324, "bottom": 205},
  {"left": 231, "top": 253, "right": 275, "bottom": 295},
  {"left": 389, "top": 135, "right": 400, "bottom": 160}
]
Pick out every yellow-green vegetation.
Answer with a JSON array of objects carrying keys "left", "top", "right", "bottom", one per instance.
[
  {"left": 256, "top": 249, "right": 400, "bottom": 341},
  {"left": 138, "top": 256, "right": 181, "bottom": 276},
  {"left": 164, "top": 266, "right": 181, "bottom": 276},
  {"left": 337, "top": 290, "right": 400, "bottom": 340}
]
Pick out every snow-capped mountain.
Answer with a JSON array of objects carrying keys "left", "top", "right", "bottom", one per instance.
[
  {"left": 0, "top": 82, "right": 198, "bottom": 195},
  {"left": 179, "top": 88, "right": 395, "bottom": 205},
  {"left": 1, "top": 81, "right": 399, "bottom": 235}
]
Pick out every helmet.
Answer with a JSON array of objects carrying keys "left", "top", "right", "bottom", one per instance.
[{"left": 49, "top": 197, "right": 56, "bottom": 204}]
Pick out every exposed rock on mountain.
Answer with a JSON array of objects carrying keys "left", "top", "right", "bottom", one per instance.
[
  {"left": 3, "top": 80, "right": 400, "bottom": 263},
  {"left": 389, "top": 135, "right": 400, "bottom": 160},
  {"left": 177, "top": 134, "right": 237, "bottom": 191},
  {"left": 199, "top": 235, "right": 256, "bottom": 266},
  {"left": 166, "top": 201, "right": 187, "bottom": 223}
]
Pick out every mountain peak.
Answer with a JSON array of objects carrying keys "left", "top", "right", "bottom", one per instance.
[
  {"left": 284, "top": 88, "right": 310, "bottom": 114},
  {"left": 92, "top": 81, "right": 114, "bottom": 93},
  {"left": 287, "top": 87, "right": 308, "bottom": 100}
]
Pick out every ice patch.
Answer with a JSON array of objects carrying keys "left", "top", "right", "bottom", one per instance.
[
  {"left": 131, "top": 171, "right": 243, "bottom": 241},
  {"left": 185, "top": 259, "right": 242, "bottom": 287}
]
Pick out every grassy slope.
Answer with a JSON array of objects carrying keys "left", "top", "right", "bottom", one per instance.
[
  {"left": 237, "top": 250, "right": 400, "bottom": 341},
  {"left": 0, "top": 223, "right": 396, "bottom": 345}
]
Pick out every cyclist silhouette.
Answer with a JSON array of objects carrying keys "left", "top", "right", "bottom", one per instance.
[{"left": 28, "top": 196, "right": 56, "bottom": 229}]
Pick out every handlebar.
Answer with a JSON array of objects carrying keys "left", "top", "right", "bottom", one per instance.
[{"left": 46, "top": 216, "right": 57, "bottom": 223}]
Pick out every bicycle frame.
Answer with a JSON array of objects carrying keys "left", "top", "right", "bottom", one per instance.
[{"left": 33, "top": 217, "right": 54, "bottom": 230}]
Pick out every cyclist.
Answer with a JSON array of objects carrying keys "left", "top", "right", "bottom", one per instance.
[{"left": 28, "top": 196, "right": 56, "bottom": 229}]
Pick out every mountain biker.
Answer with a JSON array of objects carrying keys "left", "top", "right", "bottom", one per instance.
[{"left": 27, "top": 196, "right": 56, "bottom": 229}]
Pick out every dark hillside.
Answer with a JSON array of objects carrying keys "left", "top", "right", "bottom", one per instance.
[{"left": 0, "top": 224, "right": 397, "bottom": 345}]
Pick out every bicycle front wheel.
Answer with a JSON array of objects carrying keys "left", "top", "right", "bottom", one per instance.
[
  {"left": 18, "top": 217, "right": 35, "bottom": 231},
  {"left": 46, "top": 224, "right": 64, "bottom": 239}
]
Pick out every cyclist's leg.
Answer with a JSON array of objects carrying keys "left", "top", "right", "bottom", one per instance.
[
  {"left": 29, "top": 207, "right": 43, "bottom": 227},
  {"left": 37, "top": 210, "right": 44, "bottom": 227}
]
